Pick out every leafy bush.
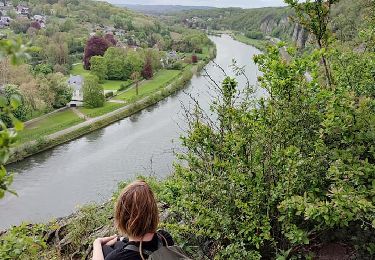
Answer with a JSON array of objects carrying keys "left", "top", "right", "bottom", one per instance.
[
  {"left": 160, "top": 45, "right": 375, "bottom": 259},
  {"left": 83, "top": 75, "right": 105, "bottom": 108},
  {"left": 119, "top": 80, "right": 134, "bottom": 91},
  {"left": 0, "top": 224, "right": 46, "bottom": 260},
  {"left": 245, "top": 30, "right": 264, "bottom": 39}
]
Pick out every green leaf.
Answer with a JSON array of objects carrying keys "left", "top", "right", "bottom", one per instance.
[
  {"left": 10, "top": 95, "right": 21, "bottom": 109},
  {"left": 0, "top": 96, "right": 7, "bottom": 107},
  {"left": 13, "top": 119, "right": 24, "bottom": 131}
]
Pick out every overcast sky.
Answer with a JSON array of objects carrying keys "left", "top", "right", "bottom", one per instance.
[{"left": 102, "top": 0, "right": 286, "bottom": 8}]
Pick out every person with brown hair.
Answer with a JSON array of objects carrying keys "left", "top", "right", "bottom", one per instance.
[{"left": 92, "top": 180, "right": 174, "bottom": 260}]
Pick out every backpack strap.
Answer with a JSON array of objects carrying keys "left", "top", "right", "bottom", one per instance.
[
  {"left": 124, "top": 244, "right": 153, "bottom": 256},
  {"left": 156, "top": 232, "right": 169, "bottom": 247}
]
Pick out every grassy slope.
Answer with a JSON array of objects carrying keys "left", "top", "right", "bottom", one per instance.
[
  {"left": 78, "top": 102, "right": 125, "bottom": 118},
  {"left": 17, "top": 109, "right": 84, "bottom": 144},
  {"left": 115, "top": 70, "right": 181, "bottom": 101}
]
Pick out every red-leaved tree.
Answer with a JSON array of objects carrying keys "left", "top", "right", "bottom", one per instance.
[
  {"left": 83, "top": 36, "right": 111, "bottom": 70},
  {"left": 192, "top": 54, "right": 198, "bottom": 63},
  {"left": 142, "top": 55, "right": 153, "bottom": 80},
  {"left": 30, "top": 21, "right": 41, "bottom": 30},
  {"left": 104, "top": 33, "right": 117, "bottom": 46}
]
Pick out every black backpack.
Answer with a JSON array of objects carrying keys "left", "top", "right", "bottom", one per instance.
[{"left": 124, "top": 233, "right": 192, "bottom": 260}]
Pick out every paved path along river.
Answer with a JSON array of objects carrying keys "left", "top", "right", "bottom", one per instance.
[{"left": 0, "top": 35, "right": 265, "bottom": 229}]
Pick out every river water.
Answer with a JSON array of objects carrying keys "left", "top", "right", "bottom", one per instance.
[{"left": 0, "top": 35, "right": 264, "bottom": 230}]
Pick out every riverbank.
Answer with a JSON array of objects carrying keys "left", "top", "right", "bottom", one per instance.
[
  {"left": 8, "top": 56, "right": 213, "bottom": 164},
  {"left": 231, "top": 33, "right": 268, "bottom": 52}
]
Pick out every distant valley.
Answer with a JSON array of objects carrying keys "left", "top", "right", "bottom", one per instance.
[{"left": 117, "top": 4, "right": 215, "bottom": 15}]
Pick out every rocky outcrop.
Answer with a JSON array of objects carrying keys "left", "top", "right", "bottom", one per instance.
[
  {"left": 259, "top": 16, "right": 309, "bottom": 49},
  {"left": 292, "top": 23, "right": 309, "bottom": 49}
]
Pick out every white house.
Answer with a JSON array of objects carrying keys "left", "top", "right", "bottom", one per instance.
[{"left": 67, "top": 75, "right": 84, "bottom": 107}]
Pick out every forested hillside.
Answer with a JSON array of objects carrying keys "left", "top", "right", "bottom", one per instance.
[
  {"left": 166, "top": 0, "right": 372, "bottom": 48},
  {"left": 0, "top": 0, "right": 213, "bottom": 125},
  {"left": 118, "top": 4, "right": 215, "bottom": 15}
]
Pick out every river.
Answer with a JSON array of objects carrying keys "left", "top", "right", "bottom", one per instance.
[{"left": 0, "top": 35, "right": 264, "bottom": 230}]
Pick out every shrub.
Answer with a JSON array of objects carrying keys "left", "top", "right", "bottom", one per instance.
[
  {"left": 119, "top": 80, "right": 133, "bottom": 91},
  {"left": 245, "top": 30, "right": 264, "bottom": 39},
  {"left": 0, "top": 224, "right": 46, "bottom": 260},
  {"left": 169, "top": 61, "right": 183, "bottom": 70},
  {"left": 83, "top": 75, "right": 104, "bottom": 108},
  {"left": 161, "top": 45, "right": 375, "bottom": 259}
]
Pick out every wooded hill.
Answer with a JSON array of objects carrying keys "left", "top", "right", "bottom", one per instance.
[{"left": 164, "top": 0, "right": 372, "bottom": 48}]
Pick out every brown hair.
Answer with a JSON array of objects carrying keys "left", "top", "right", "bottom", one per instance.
[{"left": 115, "top": 180, "right": 159, "bottom": 238}]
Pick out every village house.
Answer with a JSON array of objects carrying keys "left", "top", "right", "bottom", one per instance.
[
  {"left": 67, "top": 75, "right": 84, "bottom": 107},
  {"left": 0, "top": 16, "right": 11, "bottom": 27},
  {"left": 33, "top": 15, "right": 46, "bottom": 28},
  {"left": 16, "top": 5, "right": 29, "bottom": 15}
]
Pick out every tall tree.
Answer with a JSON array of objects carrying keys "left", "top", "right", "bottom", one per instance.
[
  {"left": 141, "top": 53, "right": 153, "bottom": 80},
  {"left": 83, "top": 74, "right": 104, "bottom": 108},
  {"left": 90, "top": 56, "right": 107, "bottom": 82},
  {"left": 83, "top": 36, "right": 110, "bottom": 70},
  {"left": 131, "top": 71, "right": 141, "bottom": 95},
  {"left": 284, "top": 0, "right": 340, "bottom": 86},
  {"left": 104, "top": 33, "right": 117, "bottom": 46}
]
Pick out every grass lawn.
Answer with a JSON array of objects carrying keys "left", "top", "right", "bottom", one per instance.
[
  {"left": 78, "top": 102, "right": 125, "bottom": 118},
  {"left": 115, "top": 70, "right": 181, "bottom": 101},
  {"left": 17, "top": 109, "right": 84, "bottom": 144},
  {"left": 70, "top": 64, "right": 131, "bottom": 91},
  {"left": 70, "top": 64, "right": 91, "bottom": 77}
]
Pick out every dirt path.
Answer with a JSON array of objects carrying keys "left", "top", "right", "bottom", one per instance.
[{"left": 71, "top": 107, "right": 90, "bottom": 120}]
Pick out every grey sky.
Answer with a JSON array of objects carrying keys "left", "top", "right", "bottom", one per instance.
[{"left": 101, "top": 0, "right": 286, "bottom": 8}]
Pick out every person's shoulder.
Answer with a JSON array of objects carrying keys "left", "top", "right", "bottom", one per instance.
[
  {"left": 105, "top": 247, "right": 141, "bottom": 260},
  {"left": 157, "top": 229, "right": 175, "bottom": 246}
]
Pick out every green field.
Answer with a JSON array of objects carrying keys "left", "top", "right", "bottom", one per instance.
[
  {"left": 70, "top": 64, "right": 130, "bottom": 91},
  {"left": 115, "top": 70, "right": 181, "bottom": 101},
  {"left": 17, "top": 109, "right": 84, "bottom": 144},
  {"left": 78, "top": 102, "right": 125, "bottom": 118}
]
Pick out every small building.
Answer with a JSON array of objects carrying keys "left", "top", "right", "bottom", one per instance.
[
  {"left": 67, "top": 75, "right": 84, "bottom": 107},
  {"left": 33, "top": 15, "right": 46, "bottom": 28},
  {"left": 0, "top": 16, "right": 11, "bottom": 26},
  {"left": 16, "top": 5, "right": 29, "bottom": 15},
  {"left": 33, "top": 15, "right": 46, "bottom": 23}
]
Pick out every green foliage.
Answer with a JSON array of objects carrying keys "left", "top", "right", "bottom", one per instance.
[
  {"left": 90, "top": 56, "right": 107, "bottom": 82},
  {"left": 83, "top": 74, "right": 104, "bottom": 108},
  {"left": 0, "top": 38, "right": 30, "bottom": 65},
  {"left": 0, "top": 85, "right": 29, "bottom": 126},
  {"left": 67, "top": 204, "right": 113, "bottom": 248},
  {"left": 119, "top": 80, "right": 134, "bottom": 91},
  {"left": 0, "top": 223, "right": 46, "bottom": 260},
  {"left": 33, "top": 63, "right": 54, "bottom": 75},
  {"left": 38, "top": 73, "right": 73, "bottom": 109},
  {"left": 160, "top": 43, "right": 375, "bottom": 258},
  {"left": 103, "top": 47, "right": 144, "bottom": 81},
  {"left": 245, "top": 30, "right": 264, "bottom": 40}
]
